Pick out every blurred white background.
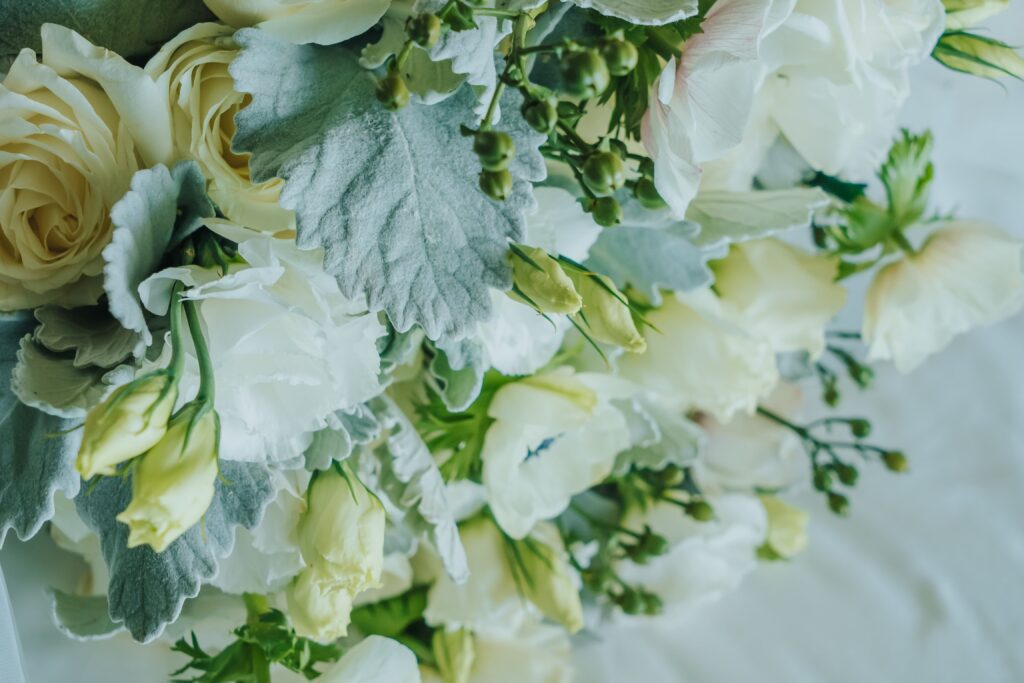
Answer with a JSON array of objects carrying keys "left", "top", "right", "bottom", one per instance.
[{"left": 2, "top": 6, "right": 1024, "bottom": 682}]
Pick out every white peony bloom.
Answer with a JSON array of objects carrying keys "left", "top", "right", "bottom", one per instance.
[
  {"left": 618, "top": 494, "right": 767, "bottom": 619},
  {"left": 619, "top": 291, "right": 779, "bottom": 421},
  {"left": 863, "top": 222, "right": 1024, "bottom": 373},
  {"left": 319, "top": 636, "right": 422, "bottom": 683},
  {"left": 712, "top": 238, "right": 846, "bottom": 358},
  {"left": 203, "top": 0, "right": 392, "bottom": 46},
  {"left": 481, "top": 369, "right": 631, "bottom": 539},
  {"left": 141, "top": 224, "right": 386, "bottom": 464}
]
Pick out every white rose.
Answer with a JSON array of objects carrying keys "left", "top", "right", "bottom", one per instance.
[
  {"left": 618, "top": 493, "right": 767, "bottom": 619},
  {"left": 140, "top": 223, "right": 386, "bottom": 464},
  {"left": 0, "top": 25, "right": 170, "bottom": 309},
  {"left": 203, "top": 0, "right": 392, "bottom": 45},
  {"left": 481, "top": 369, "right": 631, "bottom": 539},
  {"left": 145, "top": 23, "right": 294, "bottom": 232},
  {"left": 863, "top": 222, "right": 1024, "bottom": 372}
]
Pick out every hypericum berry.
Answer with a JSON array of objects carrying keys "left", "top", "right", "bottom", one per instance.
[
  {"left": 827, "top": 492, "right": 850, "bottom": 516},
  {"left": 521, "top": 98, "right": 558, "bottom": 135},
  {"left": 849, "top": 418, "right": 872, "bottom": 438},
  {"left": 601, "top": 38, "right": 639, "bottom": 76},
  {"left": 633, "top": 177, "right": 666, "bottom": 209},
  {"left": 581, "top": 151, "right": 626, "bottom": 196},
  {"left": 836, "top": 463, "right": 859, "bottom": 486},
  {"left": 589, "top": 196, "right": 623, "bottom": 227},
  {"left": 882, "top": 451, "right": 908, "bottom": 472},
  {"left": 642, "top": 592, "right": 663, "bottom": 616},
  {"left": 479, "top": 169, "right": 513, "bottom": 201},
  {"left": 561, "top": 50, "right": 611, "bottom": 98},
  {"left": 618, "top": 589, "right": 644, "bottom": 615},
  {"left": 473, "top": 130, "right": 515, "bottom": 171},
  {"left": 812, "top": 468, "right": 832, "bottom": 491},
  {"left": 685, "top": 500, "right": 714, "bottom": 522},
  {"left": 407, "top": 13, "right": 442, "bottom": 48},
  {"left": 376, "top": 71, "right": 410, "bottom": 111}
]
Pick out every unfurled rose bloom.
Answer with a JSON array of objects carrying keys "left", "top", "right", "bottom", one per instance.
[
  {"left": 481, "top": 369, "right": 631, "bottom": 539},
  {"left": 863, "top": 223, "right": 1024, "bottom": 372},
  {"left": 510, "top": 523, "right": 584, "bottom": 634},
  {"left": 286, "top": 567, "right": 354, "bottom": 642},
  {"left": 76, "top": 373, "right": 178, "bottom": 479},
  {"left": 298, "top": 468, "right": 386, "bottom": 596},
  {"left": 140, "top": 223, "right": 386, "bottom": 464},
  {"left": 116, "top": 402, "right": 220, "bottom": 552},
  {"left": 712, "top": 238, "right": 846, "bottom": 358},
  {"left": 202, "top": 0, "right": 392, "bottom": 46},
  {"left": 760, "top": 495, "right": 809, "bottom": 559},
  {"left": 0, "top": 25, "right": 171, "bottom": 309},
  {"left": 319, "top": 635, "right": 422, "bottom": 683},
  {"left": 145, "top": 23, "right": 293, "bottom": 232}
]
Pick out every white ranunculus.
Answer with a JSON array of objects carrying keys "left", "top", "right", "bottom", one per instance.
[
  {"left": 140, "top": 223, "right": 386, "bottom": 464},
  {"left": 619, "top": 291, "right": 779, "bottom": 421},
  {"left": 618, "top": 494, "right": 767, "bottom": 619},
  {"left": 203, "top": 0, "right": 392, "bottom": 46},
  {"left": 641, "top": 0, "right": 778, "bottom": 217},
  {"left": 481, "top": 369, "right": 631, "bottom": 539},
  {"left": 320, "top": 636, "right": 422, "bottom": 683},
  {"left": 712, "top": 238, "right": 846, "bottom": 358},
  {"left": 0, "top": 25, "right": 168, "bottom": 309},
  {"left": 863, "top": 222, "right": 1024, "bottom": 373},
  {"left": 145, "top": 23, "right": 293, "bottom": 232}
]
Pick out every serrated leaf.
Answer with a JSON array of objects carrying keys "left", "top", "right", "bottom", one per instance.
[
  {"left": 363, "top": 397, "right": 469, "bottom": 582},
  {"left": 0, "top": 314, "right": 81, "bottom": 546},
  {"left": 568, "top": 0, "right": 699, "bottom": 25},
  {"left": 304, "top": 406, "right": 381, "bottom": 471},
  {"left": 34, "top": 306, "right": 138, "bottom": 369},
  {"left": 104, "top": 161, "right": 214, "bottom": 353},
  {"left": 231, "top": 30, "right": 546, "bottom": 339},
  {"left": 74, "top": 461, "right": 274, "bottom": 642},
  {"left": 49, "top": 590, "right": 122, "bottom": 641},
  {"left": 428, "top": 337, "right": 486, "bottom": 412},
  {"left": 0, "top": 0, "right": 213, "bottom": 63},
  {"left": 686, "top": 188, "right": 830, "bottom": 247}
]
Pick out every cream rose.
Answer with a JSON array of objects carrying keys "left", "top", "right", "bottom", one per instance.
[
  {"left": 0, "top": 25, "right": 168, "bottom": 309},
  {"left": 145, "top": 23, "right": 294, "bottom": 232},
  {"left": 203, "top": 0, "right": 392, "bottom": 46}
]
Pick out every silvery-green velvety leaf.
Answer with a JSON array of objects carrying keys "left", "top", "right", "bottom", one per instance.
[
  {"left": 74, "top": 461, "right": 274, "bottom": 642},
  {"left": 12, "top": 336, "right": 132, "bottom": 418},
  {"left": 104, "top": 161, "right": 213, "bottom": 352},
  {"left": 231, "top": 30, "right": 546, "bottom": 339},
  {"left": 686, "top": 188, "right": 829, "bottom": 248},
  {"left": 34, "top": 306, "right": 137, "bottom": 369},
  {"left": 612, "top": 398, "right": 704, "bottom": 475},
  {"left": 567, "top": 0, "right": 699, "bottom": 25},
  {"left": 364, "top": 397, "right": 469, "bottom": 582},
  {"left": 49, "top": 590, "right": 122, "bottom": 641},
  {"left": 305, "top": 406, "right": 381, "bottom": 471},
  {"left": 0, "top": 314, "right": 81, "bottom": 546},
  {"left": 378, "top": 325, "right": 425, "bottom": 385},
  {"left": 0, "top": 0, "right": 213, "bottom": 63},
  {"left": 429, "top": 338, "right": 486, "bottom": 412}
]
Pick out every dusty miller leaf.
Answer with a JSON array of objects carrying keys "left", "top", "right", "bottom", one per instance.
[
  {"left": 49, "top": 590, "right": 122, "bottom": 641},
  {"left": 304, "top": 406, "right": 382, "bottom": 471},
  {"left": 428, "top": 337, "right": 486, "bottom": 412},
  {"left": 34, "top": 306, "right": 138, "bottom": 369},
  {"left": 567, "top": 0, "right": 699, "bottom": 25},
  {"left": 231, "top": 29, "right": 546, "bottom": 339}
]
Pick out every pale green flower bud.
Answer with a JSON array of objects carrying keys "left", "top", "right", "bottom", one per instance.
[
  {"left": 432, "top": 628, "right": 475, "bottom": 683},
  {"left": 568, "top": 271, "right": 646, "bottom": 353},
  {"left": 942, "top": 0, "right": 1008, "bottom": 30},
  {"left": 511, "top": 525, "right": 584, "bottom": 633},
  {"left": 760, "top": 496, "right": 809, "bottom": 559},
  {"left": 933, "top": 32, "right": 1024, "bottom": 80},
  {"left": 76, "top": 373, "right": 178, "bottom": 479},
  {"left": 115, "top": 402, "right": 219, "bottom": 552},
  {"left": 286, "top": 567, "right": 354, "bottom": 643},
  {"left": 298, "top": 468, "right": 386, "bottom": 596},
  {"left": 509, "top": 245, "right": 582, "bottom": 315}
]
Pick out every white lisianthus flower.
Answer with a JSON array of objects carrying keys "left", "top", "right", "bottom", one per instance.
[
  {"left": 285, "top": 567, "right": 355, "bottom": 642},
  {"left": 467, "top": 621, "right": 573, "bottom": 683},
  {"left": 202, "top": 0, "right": 392, "bottom": 46},
  {"left": 618, "top": 494, "right": 767, "bottom": 619},
  {"left": 319, "top": 636, "right": 422, "bottom": 683},
  {"left": 863, "top": 222, "right": 1024, "bottom": 372},
  {"left": 619, "top": 291, "right": 779, "bottom": 421},
  {"left": 510, "top": 523, "right": 584, "bottom": 634},
  {"left": 144, "top": 23, "right": 293, "bottom": 232},
  {"left": 0, "top": 25, "right": 172, "bottom": 309},
  {"left": 712, "top": 238, "right": 846, "bottom": 358},
  {"left": 760, "top": 495, "right": 809, "bottom": 559},
  {"left": 140, "top": 224, "right": 386, "bottom": 464},
  {"left": 481, "top": 369, "right": 631, "bottom": 539}
]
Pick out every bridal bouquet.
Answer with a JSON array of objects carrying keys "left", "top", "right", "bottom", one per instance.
[{"left": 1, "top": 0, "right": 1022, "bottom": 680}]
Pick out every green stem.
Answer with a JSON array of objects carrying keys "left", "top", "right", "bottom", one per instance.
[
  {"left": 481, "top": 13, "right": 531, "bottom": 129},
  {"left": 756, "top": 406, "right": 808, "bottom": 438},
  {"left": 243, "top": 593, "right": 270, "bottom": 623},
  {"left": 395, "top": 39, "right": 415, "bottom": 71},
  {"left": 183, "top": 299, "right": 216, "bottom": 403},
  {"left": 167, "top": 281, "right": 187, "bottom": 378},
  {"left": 890, "top": 229, "right": 917, "bottom": 256},
  {"left": 472, "top": 8, "right": 520, "bottom": 17}
]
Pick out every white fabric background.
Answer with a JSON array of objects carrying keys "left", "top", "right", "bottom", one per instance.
[{"left": 2, "top": 9, "right": 1024, "bottom": 681}]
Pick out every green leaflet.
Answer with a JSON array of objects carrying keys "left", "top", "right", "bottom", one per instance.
[{"left": 230, "top": 29, "right": 546, "bottom": 340}]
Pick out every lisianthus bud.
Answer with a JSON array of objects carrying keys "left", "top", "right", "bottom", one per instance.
[
  {"left": 942, "top": 0, "right": 1009, "bottom": 29},
  {"left": 286, "top": 568, "right": 354, "bottom": 643},
  {"left": 932, "top": 32, "right": 1024, "bottom": 80},
  {"left": 760, "top": 496, "right": 808, "bottom": 559},
  {"left": 432, "top": 628, "right": 475, "bottom": 683},
  {"left": 511, "top": 526, "right": 584, "bottom": 633},
  {"left": 76, "top": 373, "right": 178, "bottom": 479},
  {"left": 510, "top": 245, "right": 582, "bottom": 315},
  {"left": 115, "top": 402, "right": 219, "bottom": 552},
  {"left": 568, "top": 271, "right": 646, "bottom": 352},
  {"left": 298, "top": 468, "right": 386, "bottom": 596}
]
